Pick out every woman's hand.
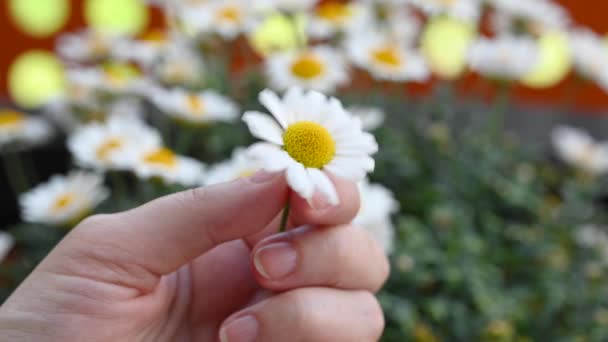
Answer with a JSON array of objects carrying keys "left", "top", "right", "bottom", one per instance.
[{"left": 0, "top": 172, "right": 389, "bottom": 341}]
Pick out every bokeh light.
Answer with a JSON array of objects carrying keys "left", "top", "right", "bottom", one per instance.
[
  {"left": 522, "top": 31, "right": 572, "bottom": 88},
  {"left": 249, "top": 12, "right": 307, "bottom": 56},
  {"left": 84, "top": 0, "right": 149, "bottom": 35},
  {"left": 8, "top": 51, "right": 65, "bottom": 108},
  {"left": 9, "top": 0, "right": 70, "bottom": 37}
]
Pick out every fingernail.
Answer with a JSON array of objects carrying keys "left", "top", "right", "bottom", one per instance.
[
  {"left": 254, "top": 242, "right": 298, "bottom": 280},
  {"left": 250, "top": 170, "right": 277, "bottom": 183},
  {"left": 220, "top": 315, "right": 258, "bottom": 342},
  {"left": 310, "top": 192, "right": 334, "bottom": 210}
]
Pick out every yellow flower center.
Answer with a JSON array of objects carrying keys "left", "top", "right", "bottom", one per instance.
[
  {"left": 218, "top": 6, "right": 241, "bottom": 23},
  {"left": 0, "top": 110, "right": 25, "bottom": 127},
  {"left": 144, "top": 148, "right": 177, "bottom": 168},
  {"left": 96, "top": 137, "right": 123, "bottom": 161},
  {"left": 316, "top": 2, "right": 352, "bottom": 22},
  {"left": 283, "top": 121, "right": 336, "bottom": 169},
  {"left": 187, "top": 95, "right": 205, "bottom": 115},
  {"left": 371, "top": 46, "right": 402, "bottom": 67},
  {"left": 104, "top": 63, "right": 140, "bottom": 87},
  {"left": 53, "top": 193, "right": 76, "bottom": 213},
  {"left": 291, "top": 54, "right": 325, "bottom": 79}
]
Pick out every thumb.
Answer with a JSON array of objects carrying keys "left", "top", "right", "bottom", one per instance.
[{"left": 46, "top": 172, "right": 287, "bottom": 292}]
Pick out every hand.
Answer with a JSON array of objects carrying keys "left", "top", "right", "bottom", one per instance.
[{"left": 0, "top": 172, "right": 389, "bottom": 341}]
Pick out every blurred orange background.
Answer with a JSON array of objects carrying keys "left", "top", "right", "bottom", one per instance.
[{"left": 0, "top": 0, "right": 607, "bottom": 112}]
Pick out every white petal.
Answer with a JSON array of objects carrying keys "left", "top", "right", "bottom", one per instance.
[
  {"left": 286, "top": 163, "right": 315, "bottom": 201},
  {"left": 308, "top": 168, "right": 339, "bottom": 205},
  {"left": 259, "top": 89, "right": 288, "bottom": 128},
  {"left": 247, "top": 143, "right": 291, "bottom": 172},
  {"left": 243, "top": 112, "right": 284, "bottom": 145}
]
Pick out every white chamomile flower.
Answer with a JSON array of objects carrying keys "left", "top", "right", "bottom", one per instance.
[
  {"left": 114, "top": 30, "right": 170, "bottom": 67},
  {"left": 569, "top": 29, "right": 608, "bottom": 92},
  {"left": 0, "top": 109, "right": 52, "bottom": 150},
  {"left": 181, "top": 0, "right": 255, "bottom": 40},
  {"left": 468, "top": 36, "right": 539, "bottom": 80},
  {"left": 154, "top": 38, "right": 205, "bottom": 86},
  {"left": 552, "top": 126, "right": 608, "bottom": 175},
  {"left": 243, "top": 87, "right": 378, "bottom": 205},
  {"left": 151, "top": 88, "right": 239, "bottom": 124},
  {"left": 126, "top": 146, "right": 205, "bottom": 186},
  {"left": 0, "top": 232, "right": 14, "bottom": 264},
  {"left": 489, "top": 0, "right": 570, "bottom": 33},
  {"left": 68, "top": 116, "right": 162, "bottom": 171},
  {"left": 67, "top": 64, "right": 143, "bottom": 94},
  {"left": 575, "top": 225, "right": 608, "bottom": 249},
  {"left": 383, "top": 4, "right": 422, "bottom": 43},
  {"left": 19, "top": 171, "right": 109, "bottom": 226},
  {"left": 354, "top": 180, "right": 399, "bottom": 254},
  {"left": 266, "top": 45, "right": 349, "bottom": 93},
  {"left": 406, "top": 0, "right": 481, "bottom": 22},
  {"left": 254, "top": 0, "right": 318, "bottom": 12},
  {"left": 346, "top": 32, "right": 430, "bottom": 82},
  {"left": 56, "top": 30, "right": 125, "bottom": 63},
  {"left": 307, "top": 1, "right": 372, "bottom": 40},
  {"left": 205, "top": 148, "right": 261, "bottom": 185},
  {"left": 348, "top": 106, "right": 385, "bottom": 131}
]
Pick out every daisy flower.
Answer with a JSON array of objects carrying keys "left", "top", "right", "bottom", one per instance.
[
  {"left": 489, "top": 0, "right": 570, "bottom": 34},
  {"left": 0, "top": 109, "right": 53, "bottom": 150},
  {"left": 154, "top": 38, "right": 205, "bottom": 86},
  {"left": 67, "top": 64, "right": 143, "bottom": 95},
  {"left": 575, "top": 225, "right": 608, "bottom": 249},
  {"left": 569, "top": 29, "right": 608, "bottom": 92},
  {"left": 468, "top": 36, "right": 539, "bottom": 80},
  {"left": 354, "top": 180, "right": 399, "bottom": 254},
  {"left": 123, "top": 146, "right": 205, "bottom": 186},
  {"left": 265, "top": 45, "right": 349, "bottom": 93},
  {"left": 68, "top": 116, "right": 162, "bottom": 171},
  {"left": 383, "top": 4, "right": 422, "bottom": 43},
  {"left": 0, "top": 232, "right": 14, "bottom": 264},
  {"left": 19, "top": 171, "right": 110, "bottom": 227},
  {"left": 151, "top": 87, "right": 240, "bottom": 125},
  {"left": 243, "top": 87, "right": 378, "bottom": 205},
  {"left": 205, "top": 148, "right": 261, "bottom": 185},
  {"left": 552, "top": 126, "right": 608, "bottom": 175},
  {"left": 346, "top": 31, "right": 430, "bottom": 82},
  {"left": 348, "top": 106, "right": 386, "bottom": 131},
  {"left": 56, "top": 30, "right": 125, "bottom": 63},
  {"left": 113, "top": 29, "right": 170, "bottom": 67},
  {"left": 306, "top": 1, "right": 372, "bottom": 40},
  {"left": 406, "top": 0, "right": 481, "bottom": 22},
  {"left": 181, "top": 0, "right": 255, "bottom": 40},
  {"left": 254, "top": 0, "right": 319, "bottom": 12}
]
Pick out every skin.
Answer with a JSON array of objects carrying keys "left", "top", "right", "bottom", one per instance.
[{"left": 0, "top": 171, "right": 389, "bottom": 341}]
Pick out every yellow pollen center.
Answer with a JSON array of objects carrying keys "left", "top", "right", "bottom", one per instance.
[
  {"left": 104, "top": 63, "right": 140, "bottom": 87},
  {"left": 96, "top": 137, "right": 123, "bottom": 161},
  {"left": 316, "top": 2, "right": 352, "bottom": 22},
  {"left": 291, "top": 55, "right": 325, "bottom": 79},
  {"left": 0, "top": 110, "right": 25, "bottom": 127},
  {"left": 371, "top": 46, "right": 402, "bottom": 67},
  {"left": 53, "top": 193, "right": 76, "bottom": 212},
  {"left": 283, "top": 121, "right": 336, "bottom": 169},
  {"left": 218, "top": 6, "right": 241, "bottom": 22},
  {"left": 144, "top": 148, "right": 177, "bottom": 168},
  {"left": 187, "top": 95, "right": 205, "bottom": 115}
]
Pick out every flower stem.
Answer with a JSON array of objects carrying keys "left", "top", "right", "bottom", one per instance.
[{"left": 279, "top": 197, "right": 291, "bottom": 233}]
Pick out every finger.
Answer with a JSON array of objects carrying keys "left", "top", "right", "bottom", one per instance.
[
  {"left": 244, "top": 175, "right": 360, "bottom": 247},
  {"left": 252, "top": 224, "right": 389, "bottom": 292},
  {"left": 219, "top": 288, "right": 385, "bottom": 342},
  {"left": 55, "top": 172, "right": 287, "bottom": 288}
]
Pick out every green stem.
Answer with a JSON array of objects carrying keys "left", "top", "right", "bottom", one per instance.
[
  {"left": 2, "top": 152, "right": 29, "bottom": 195},
  {"left": 279, "top": 196, "right": 291, "bottom": 233}
]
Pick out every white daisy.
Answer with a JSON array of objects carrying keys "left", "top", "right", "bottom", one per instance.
[
  {"left": 19, "top": 171, "right": 110, "bottom": 226},
  {"left": 489, "top": 0, "right": 570, "bottom": 34},
  {"left": 354, "top": 180, "right": 399, "bottom": 254},
  {"left": 348, "top": 106, "right": 386, "bottom": 131},
  {"left": 468, "top": 36, "right": 539, "bottom": 80},
  {"left": 575, "top": 225, "right": 608, "bottom": 249},
  {"left": 0, "top": 109, "right": 53, "bottom": 150},
  {"left": 346, "top": 31, "right": 430, "bottom": 82},
  {"left": 243, "top": 87, "right": 378, "bottom": 205},
  {"left": 56, "top": 30, "right": 126, "bottom": 63},
  {"left": 153, "top": 38, "right": 205, "bottom": 86},
  {"left": 306, "top": 1, "right": 372, "bottom": 40},
  {"left": 552, "top": 126, "right": 608, "bottom": 175},
  {"left": 67, "top": 64, "right": 143, "bottom": 95},
  {"left": 383, "top": 4, "right": 422, "bottom": 43},
  {"left": 205, "top": 148, "right": 261, "bottom": 185},
  {"left": 254, "top": 0, "right": 319, "bottom": 12},
  {"left": 265, "top": 45, "right": 349, "bottom": 93},
  {"left": 68, "top": 116, "right": 162, "bottom": 171},
  {"left": 125, "top": 146, "right": 205, "bottom": 186},
  {"left": 406, "top": 0, "right": 481, "bottom": 22},
  {"left": 569, "top": 29, "right": 608, "bottom": 92},
  {"left": 113, "top": 30, "right": 170, "bottom": 67},
  {"left": 151, "top": 87, "right": 239, "bottom": 125},
  {"left": 181, "top": 0, "right": 256, "bottom": 40},
  {"left": 0, "top": 232, "right": 14, "bottom": 264}
]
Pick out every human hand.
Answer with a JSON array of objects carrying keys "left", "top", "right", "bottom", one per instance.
[{"left": 0, "top": 172, "right": 389, "bottom": 341}]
